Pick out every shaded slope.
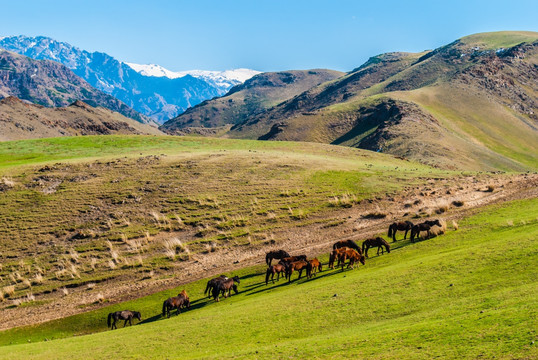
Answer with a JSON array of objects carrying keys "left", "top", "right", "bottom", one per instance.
[
  {"left": 160, "top": 69, "right": 343, "bottom": 134},
  {"left": 0, "top": 50, "right": 151, "bottom": 124},
  {"left": 0, "top": 97, "right": 162, "bottom": 141}
]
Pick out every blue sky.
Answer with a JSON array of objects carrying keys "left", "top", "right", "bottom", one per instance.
[{"left": 1, "top": 0, "right": 537, "bottom": 72}]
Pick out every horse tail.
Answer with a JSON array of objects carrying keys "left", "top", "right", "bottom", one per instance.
[
  {"left": 388, "top": 224, "right": 393, "bottom": 237},
  {"left": 204, "top": 281, "right": 210, "bottom": 295},
  {"left": 362, "top": 240, "right": 366, "bottom": 254},
  {"left": 162, "top": 300, "right": 167, "bottom": 317},
  {"left": 265, "top": 253, "right": 270, "bottom": 265},
  {"left": 332, "top": 242, "right": 338, "bottom": 250},
  {"left": 107, "top": 313, "right": 112, "bottom": 328}
]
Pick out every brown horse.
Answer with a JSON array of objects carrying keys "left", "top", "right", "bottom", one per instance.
[
  {"left": 286, "top": 260, "right": 309, "bottom": 282},
  {"left": 162, "top": 290, "right": 190, "bottom": 318},
  {"left": 265, "top": 263, "right": 287, "bottom": 285},
  {"left": 279, "top": 255, "right": 307, "bottom": 265},
  {"left": 333, "top": 239, "right": 362, "bottom": 253},
  {"left": 388, "top": 221, "right": 413, "bottom": 242},
  {"left": 266, "top": 250, "right": 290, "bottom": 266},
  {"left": 338, "top": 248, "right": 365, "bottom": 271},
  {"left": 306, "top": 258, "right": 323, "bottom": 278},
  {"left": 362, "top": 237, "right": 391, "bottom": 257},
  {"left": 410, "top": 219, "right": 442, "bottom": 242},
  {"left": 204, "top": 275, "right": 228, "bottom": 298},
  {"left": 212, "top": 276, "right": 240, "bottom": 302},
  {"left": 329, "top": 247, "right": 348, "bottom": 269},
  {"left": 107, "top": 310, "right": 141, "bottom": 329}
]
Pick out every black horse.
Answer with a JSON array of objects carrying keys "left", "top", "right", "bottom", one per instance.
[
  {"left": 410, "top": 219, "right": 442, "bottom": 242},
  {"left": 362, "top": 237, "right": 391, "bottom": 258},
  {"left": 162, "top": 290, "right": 190, "bottom": 318},
  {"left": 212, "top": 276, "right": 240, "bottom": 302},
  {"left": 204, "top": 275, "right": 228, "bottom": 299},
  {"left": 387, "top": 221, "right": 414, "bottom": 242},
  {"left": 107, "top": 310, "right": 141, "bottom": 329},
  {"left": 333, "top": 239, "right": 362, "bottom": 253},
  {"left": 266, "top": 250, "right": 290, "bottom": 266}
]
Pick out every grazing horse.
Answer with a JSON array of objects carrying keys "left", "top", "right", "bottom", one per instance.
[
  {"left": 266, "top": 250, "right": 290, "bottom": 266},
  {"left": 306, "top": 258, "right": 323, "bottom": 278},
  {"left": 329, "top": 247, "right": 348, "bottom": 269},
  {"left": 279, "top": 255, "right": 307, "bottom": 265},
  {"left": 333, "top": 239, "right": 362, "bottom": 253},
  {"left": 162, "top": 290, "right": 190, "bottom": 318},
  {"left": 362, "top": 237, "right": 391, "bottom": 258},
  {"left": 204, "top": 275, "right": 228, "bottom": 298},
  {"left": 107, "top": 310, "right": 141, "bottom": 330},
  {"left": 387, "top": 221, "right": 414, "bottom": 242},
  {"left": 338, "top": 248, "right": 365, "bottom": 270},
  {"left": 286, "top": 260, "right": 309, "bottom": 282},
  {"left": 212, "top": 276, "right": 240, "bottom": 302},
  {"left": 265, "top": 263, "right": 287, "bottom": 285},
  {"left": 410, "top": 219, "right": 442, "bottom": 242}
]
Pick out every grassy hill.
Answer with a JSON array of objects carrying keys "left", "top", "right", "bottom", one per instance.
[
  {"left": 0, "top": 197, "right": 536, "bottom": 359},
  {"left": 162, "top": 31, "right": 538, "bottom": 171},
  {"left": 1, "top": 135, "right": 461, "bottom": 326}
]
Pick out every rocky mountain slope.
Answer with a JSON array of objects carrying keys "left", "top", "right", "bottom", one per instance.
[
  {"left": 0, "top": 50, "right": 151, "bottom": 124},
  {"left": 166, "top": 31, "right": 538, "bottom": 171},
  {"left": 160, "top": 69, "right": 344, "bottom": 134},
  {"left": 0, "top": 36, "right": 259, "bottom": 122},
  {"left": 0, "top": 96, "right": 162, "bottom": 141}
]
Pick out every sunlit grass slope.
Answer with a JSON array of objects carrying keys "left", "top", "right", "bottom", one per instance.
[{"left": 1, "top": 198, "right": 536, "bottom": 359}]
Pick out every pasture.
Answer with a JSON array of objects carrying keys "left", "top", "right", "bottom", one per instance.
[{"left": 0, "top": 198, "right": 536, "bottom": 359}]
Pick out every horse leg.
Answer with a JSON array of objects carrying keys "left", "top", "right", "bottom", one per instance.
[
  {"left": 393, "top": 229, "right": 397, "bottom": 242},
  {"left": 404, "top": 228, "right": 408, "bottom": 240},
  {"left": 123, "top": 319, "right": 128, "bottom": 327},
  {"left": 112, "top": 318, "right": 117, "bottom": 330}
]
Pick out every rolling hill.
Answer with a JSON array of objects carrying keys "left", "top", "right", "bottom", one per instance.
[
  {"left": 0, "top": 97, "right": 162, "bottom": 141},
  {"left": 0, "top": 50, "right": 151, "bottom": 124},
  {"left": 162, "top": 31, "right": 538, "bottom": 171},
  {"left": 160, "top": 69, "right": 344, "bottom": 135}
]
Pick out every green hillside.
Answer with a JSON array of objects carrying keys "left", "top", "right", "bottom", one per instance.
[{"left": 0, "top": 198, "right": 536, "bottom": 359}]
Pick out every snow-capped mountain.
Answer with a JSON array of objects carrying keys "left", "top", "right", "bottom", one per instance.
[
  {"left": 125, "top": 62, "right": 260, "bottom": 88},
  {"left": 0, "top": 35, "right": 259, "bottom": 122}
]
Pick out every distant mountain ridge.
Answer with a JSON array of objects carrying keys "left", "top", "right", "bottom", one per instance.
[
  {"left": 0, "top": 36, "right": 259, "bottom": 122},
  {"left": 0, "top": 49, "right": 151, "bottom": 124}
]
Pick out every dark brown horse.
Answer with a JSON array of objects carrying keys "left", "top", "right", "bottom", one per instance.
[
  {"left": 212, "top": 276, "right": 240, "bottom": 302},
  {"left": 286, "top": 260, "right": 309, "bottom": 282},
  {"left": 266, "top": 250, "right": 290, "bottom": 266},
  {"left": 265, "top": 263, "right": 287, "bottom": 285},
  {"left": 410, "top": 219, "right": 442, "bottom": 242},
  {"left": 306, "top": 258, "right": 323, "bottom": 278},
  {"left": 107, "top": 310, "right": 141, "bottom": 329},
  {"left": 362, "top": 237, "right": 391, "bottom": 257},
  {"left": 388, "top": 221, "right": 414, "bottom": 242},
  {"left": 279, "top": 255, "right": 307, "bottom": 265},
  {"left": 204, "top": 275, "right": 228, "bottom": 298},
  {"left": 333, "top": 239, "right": 362, "bottom": 253},
  {"left": 338, "top": 248, "right": 365, "bottom": 270},
  {"left": 329, "top": 247, "right": 348, "bottom": 269},
  {"left": 162, "top": 290, "right": 190, "bottom": 318}
]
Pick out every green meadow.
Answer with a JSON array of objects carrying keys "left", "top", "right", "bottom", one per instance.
[{"left": 1, "top": 198, "right": 536, "bottom": 359}]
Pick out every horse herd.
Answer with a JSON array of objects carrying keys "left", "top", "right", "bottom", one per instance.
[{"left": 107, "top": 218, "right": 443, "bottom": 329}]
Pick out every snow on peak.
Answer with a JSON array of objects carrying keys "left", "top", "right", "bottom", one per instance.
[{"left": 124, "top": 62, "right": 260, "bottom": 87}]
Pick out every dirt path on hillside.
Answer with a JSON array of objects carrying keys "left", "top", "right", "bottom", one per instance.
[{"left": 1, "top": 173, "right": 536, "bottom": 331}]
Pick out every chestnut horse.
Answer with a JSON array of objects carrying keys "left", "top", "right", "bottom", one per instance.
[
  {"left": 107, "top": 310, "right": 141, "bottom": 329},
  {"left": 265, "top": 263, "right": 287, "bottom": 285},
  {"left": 266, "top": 250, "right": 290, "bottom": 266},
  {"left": 410, "top": 219, "right": 442, "bottom": 242},
  {"left": 329, "top": 247, "right": 348, "bottom": 269},
  {"left": 338, "top": 248, "right": 365, "bottom": 271},
  {"left": 162, "top": 290, "right": 190, "bottom": 318},
  {"left": 333, "top": 239, "right": 362, "bottom": 253},
  {"left": 286, "top": 260, "right": 309, "bottom": 282},
  {"left": 306, "top": 258, "right": 322, "bottom": 278},
  {"left": 212, "top": 276, "right": 240, "bottom": 302},
  {"left": 362, "top": 237, "right": 391, "bottom": 257},
  {"left": 387, "top": 221, "right": 413, "bottom": 242}
]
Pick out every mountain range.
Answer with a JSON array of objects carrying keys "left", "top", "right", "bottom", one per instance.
[
  {"left": 162, "top": 31, "right": 538, "bottom": 171},
  {"left": 0, "top": 36, "right": 259, "bottom": 122}
]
